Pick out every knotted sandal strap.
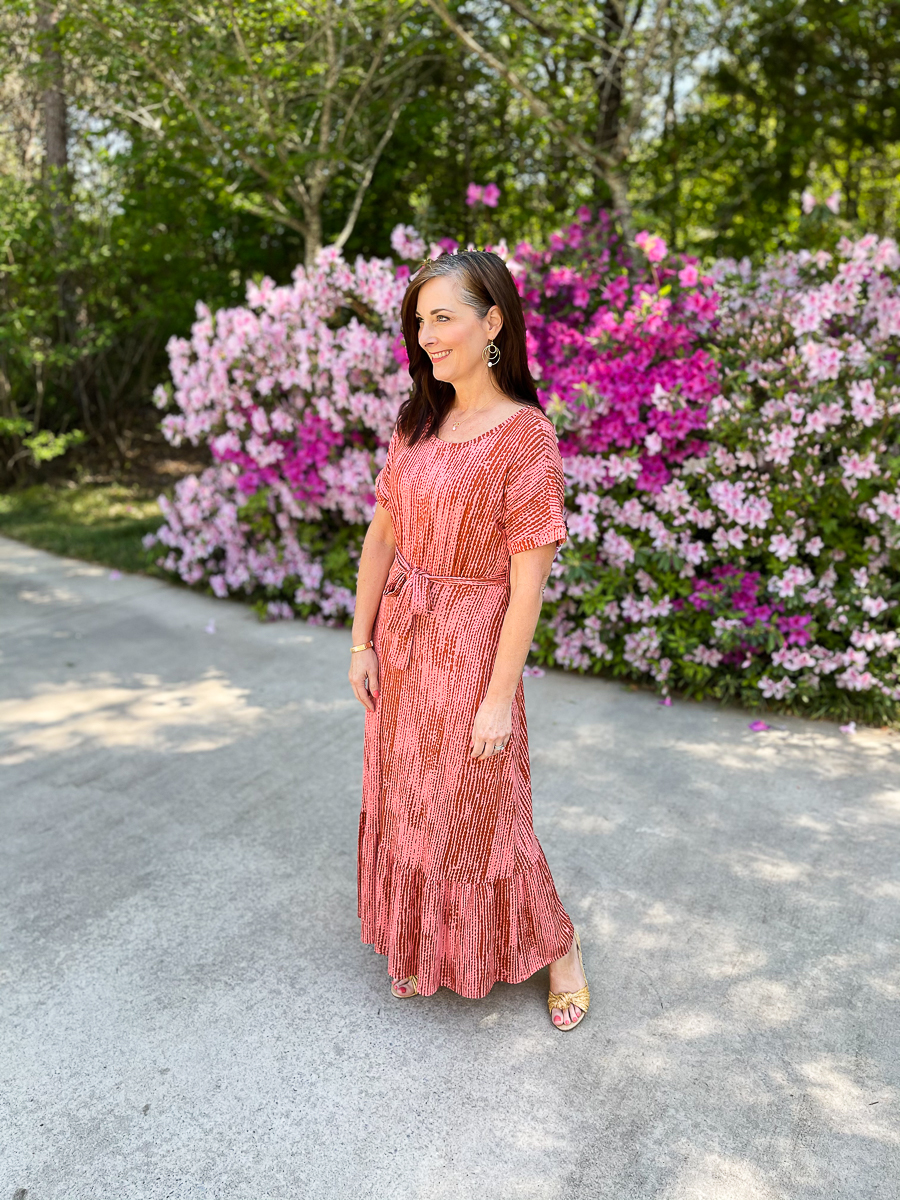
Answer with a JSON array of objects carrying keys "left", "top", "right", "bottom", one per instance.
[{"left": 547, "top": 985, "right": 590, "bottom": 1015}]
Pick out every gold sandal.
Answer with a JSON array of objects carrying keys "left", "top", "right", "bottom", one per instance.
[
  {"left": 548, "top": 929, "right": 590, "bottom": 1031},
  {"left": 390, "top": 974, "right": 419, "bottom": 999}
]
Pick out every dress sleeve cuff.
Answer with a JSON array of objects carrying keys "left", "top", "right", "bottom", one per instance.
[{"left": 507, "top": 521, "right": 568, "bottom": 556}]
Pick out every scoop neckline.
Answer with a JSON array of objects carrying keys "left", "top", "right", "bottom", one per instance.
[{"left": 433, "top": 403, "right": 531, "bottom": 446}]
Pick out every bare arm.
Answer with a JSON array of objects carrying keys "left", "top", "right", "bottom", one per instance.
[
  {"left": 348, "top": 502, "right": 396, "bottom": 712},
  {"left": 470, "top": 541, "right": 557, "bottom": 759}
]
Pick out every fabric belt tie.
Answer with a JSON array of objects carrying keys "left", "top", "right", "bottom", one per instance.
[{"left": 383, "top": 546, "right": 508, "bottom": 670}]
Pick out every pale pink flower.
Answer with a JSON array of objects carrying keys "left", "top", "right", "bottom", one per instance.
[
  {"left": 769, "top": 533, "right": 797, "bottom": 562},
  {"left": 390, "top": 224, "right": 426, "bottom": 260},
  {"left": 635, "top": 230, "right": 668, "bottom": 263},
  {"left": 860, "top": 595, "right": 889, "bottom": 617},
  {"left": 839, "top": 450, "right": 878, "bottom": 483},
  {"left": 602, "top": 529, "right": 636, "bottom": 568},
  {"left": 848, "top": 379, "right": 882, "bottom": 426}
]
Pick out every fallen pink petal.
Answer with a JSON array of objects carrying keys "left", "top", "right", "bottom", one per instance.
[
  {"left": 839, "top": 721, "right": 856, "bottom": 735},
  {"left": 749, "top": 720, "right": 770, "bottom": 732},
  {"left": 108, "top": 569, "right": 122, "bottom": 581},
  {"left": 205, "top": 619, "right": 216, "bottom": 634}
]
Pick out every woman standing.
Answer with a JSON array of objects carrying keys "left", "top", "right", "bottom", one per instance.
[{"left": 348, "top": 251, "right": 590, "bottom": 1030}]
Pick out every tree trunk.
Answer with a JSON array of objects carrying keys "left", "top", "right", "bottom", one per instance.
[
  {"left": 303, "top": 205, "right": 323, "bottom": 268},
  {"left": 37, "top": 5, "right": 69, "bottom": 194},
  {"left": 37, "top": 6, "right": 95, "bottom": 438},
  {"left": 593, "top": 2, "right": 631, "bottom": 237},
  {"left": 596, "top": 0, "right": 623, "bottom": 158}
]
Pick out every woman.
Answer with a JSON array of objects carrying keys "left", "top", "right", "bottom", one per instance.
[{"left": 348, "top": 250, "right": 590, "bottom": 1030}]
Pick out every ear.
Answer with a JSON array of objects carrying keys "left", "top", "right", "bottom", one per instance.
[{"left": 485, "top": 304, "right": 503, "bottom": 339}]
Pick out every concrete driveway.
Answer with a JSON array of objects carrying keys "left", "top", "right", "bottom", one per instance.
[{"left": 1, "top": 534, "right": 898, "bottom": 1200}]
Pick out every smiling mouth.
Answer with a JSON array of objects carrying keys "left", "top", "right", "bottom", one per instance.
[{"left": 430, "top": 350, "right": 451, "bottom": 362}]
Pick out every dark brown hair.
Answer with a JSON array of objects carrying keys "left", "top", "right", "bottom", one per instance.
[{"left": 396, "top": 250, "right": 542, "bottom": 445}]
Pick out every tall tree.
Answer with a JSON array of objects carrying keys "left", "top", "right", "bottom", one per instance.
[
  {"left": 636, "top": 0, "right": 900, "bottom": 256},
  {"left": 36, "top": 3, "right": 68, "bottom": 186},
  {"left": 420, "top": 0, "right": 718, "bottom": 236},
  {"left": 63, "top": 0, "right": 434, "bottom": 264}
]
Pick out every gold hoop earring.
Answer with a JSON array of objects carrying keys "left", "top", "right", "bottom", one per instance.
[{"left": 482, "top": 339, "right": 500, "bottom": 367}]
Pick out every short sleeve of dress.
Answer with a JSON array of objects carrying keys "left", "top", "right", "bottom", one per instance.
[
  {"left": 502, "top": 415, "right": 569, "bottom": 555},
  {"left": 374, "top": 429, "right": 398, "bottom": 512}
]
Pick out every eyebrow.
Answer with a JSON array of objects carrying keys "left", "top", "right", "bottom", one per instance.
[{"left": 415, "top": 306, "right": 455, "bottom": 316}]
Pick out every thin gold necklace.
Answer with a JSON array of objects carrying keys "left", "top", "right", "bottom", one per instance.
[{"left": 447, "top": 403, "right": 495, "bottom": 432}]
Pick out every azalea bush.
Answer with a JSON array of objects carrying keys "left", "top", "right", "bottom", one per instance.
[
  {"left": 146, "top": 248, "right": 409, "bottom": 621},
  {"left": 148, "top": 212, "right": 900, "bottom": 723},
  {"left": 533, "top": 233, "right": 900, "bottom": 724}
]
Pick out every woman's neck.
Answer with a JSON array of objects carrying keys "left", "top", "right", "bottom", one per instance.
[{"left": 450, "top": 372, "right": 505, "bottom": 411}]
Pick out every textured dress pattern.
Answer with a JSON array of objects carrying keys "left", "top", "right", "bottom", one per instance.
[{"left": 358, "top": 404, "right": 575, "bottom": 998}]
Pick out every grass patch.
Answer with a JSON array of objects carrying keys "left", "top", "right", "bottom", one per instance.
[{"left": 0, "top": 482, "right": 167, "bottom": 575}]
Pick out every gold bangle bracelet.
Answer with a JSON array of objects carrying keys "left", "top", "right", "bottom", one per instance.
[{"left": 350, "top": 639, "right": 374, "bottom": 653}]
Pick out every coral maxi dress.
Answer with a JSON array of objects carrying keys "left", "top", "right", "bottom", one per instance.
[{"left": 358, "top": 403, "right": 576, "bottom": 998}]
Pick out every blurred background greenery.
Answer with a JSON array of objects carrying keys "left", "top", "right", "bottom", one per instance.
[{"left": 1, "top": 1, "right": 898, "bottom": 565}]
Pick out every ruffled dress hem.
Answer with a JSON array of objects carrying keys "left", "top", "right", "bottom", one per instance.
[{"left": 357, "top": 810, "right": 575, "bottom": 999}]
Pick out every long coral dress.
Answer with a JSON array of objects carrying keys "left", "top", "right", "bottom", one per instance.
[{"left": 358, "top": 403, "right": 575, "bottom": 998}]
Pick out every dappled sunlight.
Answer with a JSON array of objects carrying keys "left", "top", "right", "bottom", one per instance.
[
  {"left": 15, "top": 584, "right": 83, "bottom": 607},
  {"left": 855, "top": 788, "right": 900, "bottom": 826},
  {"left": 667, "top": 1153, "right": 785, "bottom": 1200},
  {"left": 703, "top": 944, "right": 769, "bottom": 981},
  {"left": 865, "top": 879, "right": 900, "bottom": 901},
  {"left": 63, "top": 563, "right": 108, "bottom": 578},
  {"left": 866, "top": 967, "right": 900, "bottom": 1001},
  {"left": 647, "top": 1006, "right": 725, "bottom": 1042},
  {"left": 295, "top": 697, "right": 358, "bottom": 714},
  {"left": 787, "top": 814, "right": 833, "bottom": 834},
  {"left": 725, "top": 978, "right": 801, "bottom": 1026},
  {"left": 555, "top": 804, "right": 621, "bottom": 835},
  {"left": 797, "top": 1058, "right": 900, "bottom": 1144},
  {"left": 0, "top": 668, "right": 264, "bottom": 764},
  {"left": 726, "top": 850, "right": 813, "bottom": 884}
]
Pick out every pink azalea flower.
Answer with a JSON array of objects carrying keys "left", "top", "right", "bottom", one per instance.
[
  {"left": 482, "top": 183, "right": 501, "bottom": 208},
  {"left": 635, "top": 230, "right": 668, "bottom": 263}
]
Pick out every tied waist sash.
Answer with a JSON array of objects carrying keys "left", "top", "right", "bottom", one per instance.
[{"left": 382, "top": 546, "right": 508, "bottom": 670}]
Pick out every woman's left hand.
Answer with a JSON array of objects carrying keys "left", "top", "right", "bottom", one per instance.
[{"left": 470, "top": 697, "right": 512, "bottom": 760}]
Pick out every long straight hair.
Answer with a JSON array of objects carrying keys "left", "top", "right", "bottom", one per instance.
[{"left": 396, "top": 250, "right": 542, "bottom": 445}]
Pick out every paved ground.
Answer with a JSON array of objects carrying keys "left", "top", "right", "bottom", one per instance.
[{"left": 1, "top": 534, "right": 899, "bottom": 1200}]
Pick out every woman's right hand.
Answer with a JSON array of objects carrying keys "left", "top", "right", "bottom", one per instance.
[{"left": 349, "top": 647, "right": 380, "bottom": 711}]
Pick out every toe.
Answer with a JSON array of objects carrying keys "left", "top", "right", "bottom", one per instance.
[{"left": 552, "top": 1010, "right": 562, "bottom": 1025}]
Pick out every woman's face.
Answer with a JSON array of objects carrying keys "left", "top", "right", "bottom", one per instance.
[{"left": 415, "top": 274, "right": 502, "bottom": 388}]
